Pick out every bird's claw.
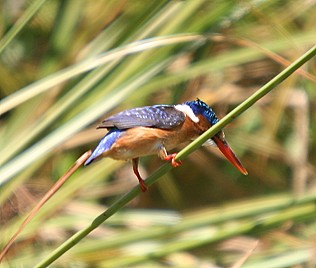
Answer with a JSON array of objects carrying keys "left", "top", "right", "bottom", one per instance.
[
  {"left": 138, "top": 179, "right": 148, "bottom": 192},
  {"left": 164, "top": 153, "right": 182, "bottom": 167}
]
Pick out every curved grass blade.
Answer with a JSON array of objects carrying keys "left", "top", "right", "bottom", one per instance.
[{"left": 0, "top": 151, "right": 91, "bottom": 262}]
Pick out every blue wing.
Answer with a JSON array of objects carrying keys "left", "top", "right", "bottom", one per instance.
[
  {"left": 84, "top": 129, "right": 123, "bottom": 166},
  {"left": 97, "top": 105, "right": 185, "bottom": 130}
]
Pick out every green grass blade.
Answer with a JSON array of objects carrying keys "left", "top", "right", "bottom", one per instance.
[
  {"left": 0, "top": 0, "right": 48, "bottom": 54},
  {"left": 0, "top": 34, "right": 204, "bottom": 115}
]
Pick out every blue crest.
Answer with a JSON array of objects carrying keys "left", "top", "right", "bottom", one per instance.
[{"left": 184, "top": 99, "right": 219, "bottom": 125}]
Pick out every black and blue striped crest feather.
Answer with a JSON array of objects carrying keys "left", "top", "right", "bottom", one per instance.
[{"left": 185, "top": 99, "right": 219, "bottom": 126}]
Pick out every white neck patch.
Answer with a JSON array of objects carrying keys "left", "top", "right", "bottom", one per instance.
[{"left": 175, "top": 104, "right": 199, "bottom": 123}]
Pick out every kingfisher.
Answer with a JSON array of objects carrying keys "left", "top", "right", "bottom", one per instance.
[{"left": 85, "top": 99, "right": 247, "bottom": 192}]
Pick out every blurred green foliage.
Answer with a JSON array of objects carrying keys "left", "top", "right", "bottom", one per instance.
[{"left": 0, "top": 0, "right": 315, "bottom": 267}]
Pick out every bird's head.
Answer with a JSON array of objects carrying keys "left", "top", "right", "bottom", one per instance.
[
  {"left": 184, "top": 99, "right": 248, "bottom": 175},
  {"left": 184, "top": 98, "right": 219, "bottom": 126}
]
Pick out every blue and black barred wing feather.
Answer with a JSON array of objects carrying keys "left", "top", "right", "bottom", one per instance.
[
  {"left": 97, "top": 105, "right": 186, "bottom": 130},
  {"left": 84, "top": 129, "right": 123, "bottom": 166}
]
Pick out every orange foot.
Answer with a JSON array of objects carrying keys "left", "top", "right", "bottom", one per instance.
[{"left": 164, "top": 153, "right": 182, "bottom": 167}]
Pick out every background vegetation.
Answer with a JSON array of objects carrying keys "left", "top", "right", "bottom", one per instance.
[{"left": 0, "top": 0, "right": 315, "bottom": 267}]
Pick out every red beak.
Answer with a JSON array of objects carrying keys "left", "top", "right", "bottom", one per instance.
[{"left": 213, "top": 136, "right": 248, "bottom": 175}]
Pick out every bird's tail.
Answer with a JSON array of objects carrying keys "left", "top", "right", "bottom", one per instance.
[{"left": 84, "top": 129, "right": 123, "bottom": 166}]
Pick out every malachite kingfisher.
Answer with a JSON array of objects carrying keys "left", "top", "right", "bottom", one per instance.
[{"left": 85, "top": 99, "right": 248, "bottom": 192}]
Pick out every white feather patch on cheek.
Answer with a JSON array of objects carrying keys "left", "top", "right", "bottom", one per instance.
[{"left": 175, "top": 104, "right": 199, "bottom": 123}]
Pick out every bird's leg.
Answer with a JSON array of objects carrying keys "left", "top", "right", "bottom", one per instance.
[
  {"left": 132, "top": 158, "right": 147, "bottom": 192},
  {"left": 158, "top": 145, "right": 182, "bottom": 168}
]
